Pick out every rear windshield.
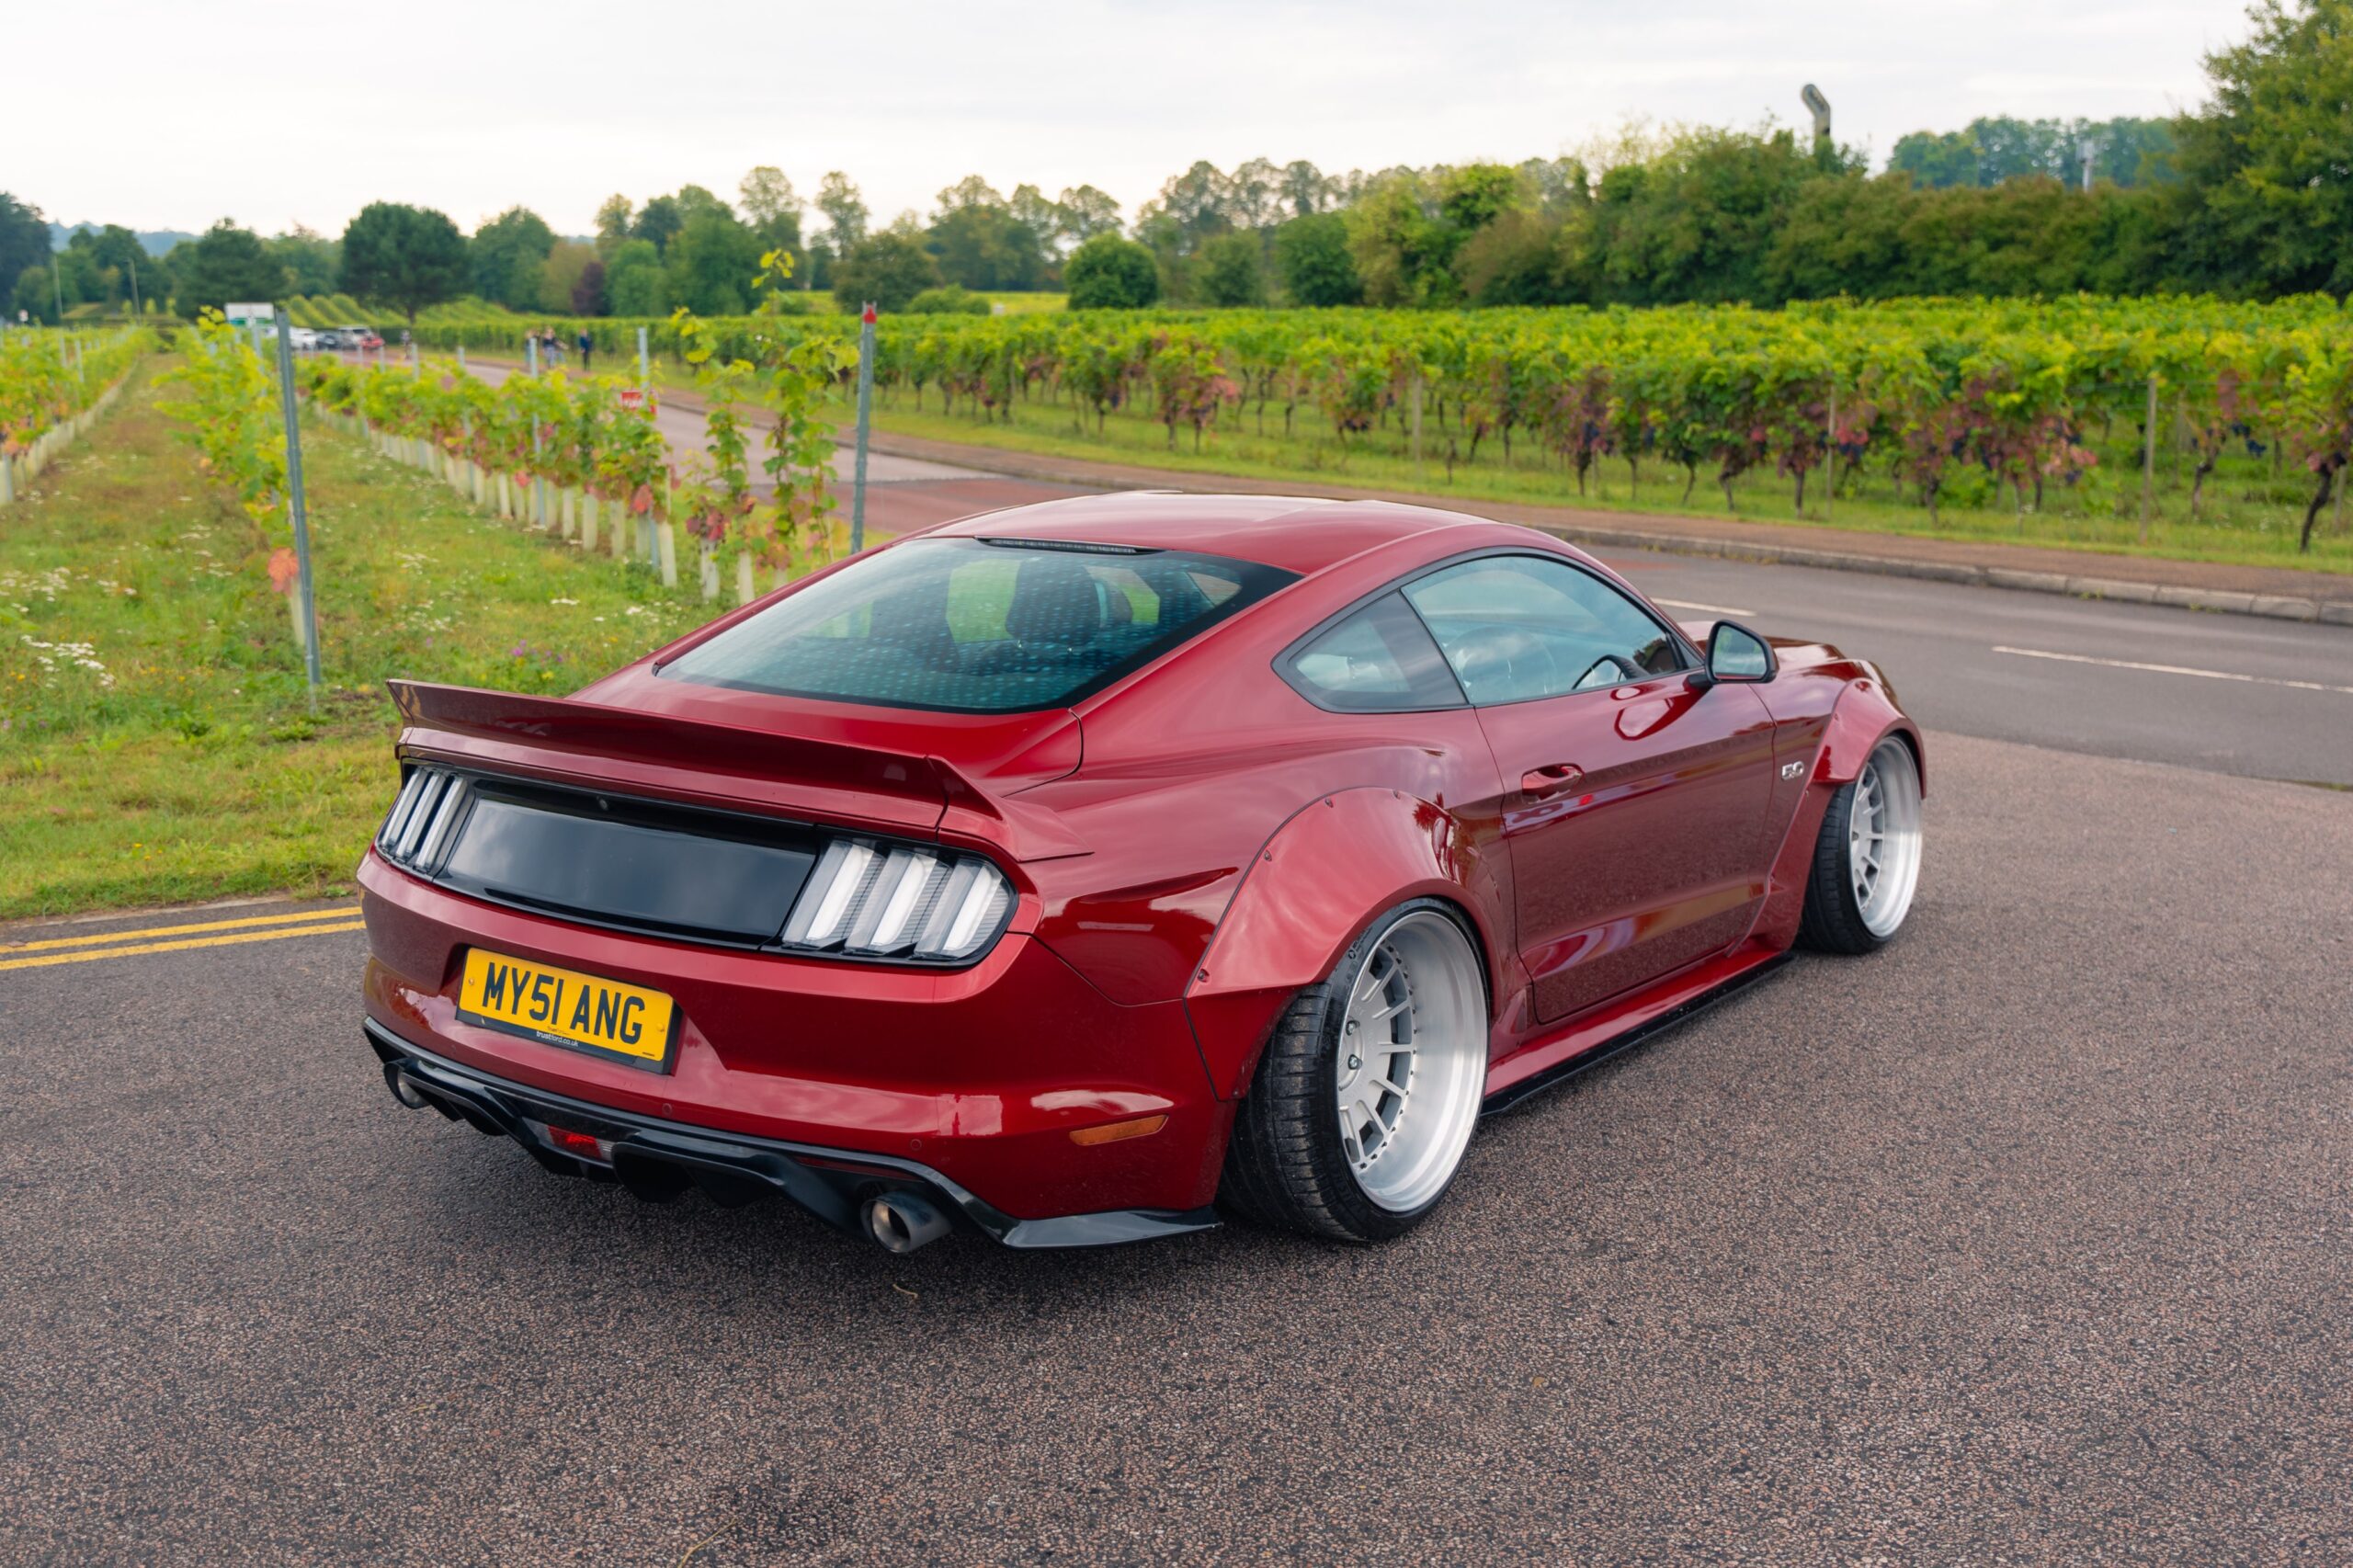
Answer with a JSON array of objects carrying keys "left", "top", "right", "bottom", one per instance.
[{"left": 657, "top": 538, "right": 1297, "bottom": 713}]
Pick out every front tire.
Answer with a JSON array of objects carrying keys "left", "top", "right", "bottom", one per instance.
[
  {"left": 1220, "top": 901, "right": 1487, "bottom": 1241},
  {"left": 1799, "top": 735, "right": 1924, "bottom": 954}
]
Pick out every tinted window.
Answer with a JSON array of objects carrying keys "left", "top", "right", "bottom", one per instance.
[
  {"left": 1403, "top": 555, "right": 1685, "bottom": 706},
  {"left": 659, "top": 539, "right": 1296, "bottom": 713},
  {"left": 1284, "top": 593, "right": 1466, "bottom": 711}
]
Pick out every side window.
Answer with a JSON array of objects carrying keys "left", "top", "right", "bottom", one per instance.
[
  {"left": 1283, "top": 593, "right": 1466, "bottom": 712},
  {"left": 1403, "top": 555, "right": 1686, "bottom": 707}
]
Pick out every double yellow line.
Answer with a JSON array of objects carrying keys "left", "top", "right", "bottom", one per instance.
[{"left": 0, "top": 905, "right": 366, "bottom": 972}]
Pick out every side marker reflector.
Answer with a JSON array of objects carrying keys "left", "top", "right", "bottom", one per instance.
[{"left": 1068, "top": 1114, "right": 1170, "bottom": 1148}]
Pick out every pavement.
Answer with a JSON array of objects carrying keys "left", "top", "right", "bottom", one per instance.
[{"left": 4, "top": 731, "right": 2348, "bottom": 1564}]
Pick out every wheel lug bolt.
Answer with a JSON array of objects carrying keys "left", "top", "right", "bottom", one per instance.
[{"left": 1347, "top": 1054, "right": 1361, "bottom": 1070}]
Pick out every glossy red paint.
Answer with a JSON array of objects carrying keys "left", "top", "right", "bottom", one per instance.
[{"left": 359, "top": 494, "right": 1923, "bottom": 1237}]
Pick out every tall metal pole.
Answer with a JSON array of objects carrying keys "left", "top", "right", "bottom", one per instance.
[
  {"left": 127, "top": 256, "right": 142, "bottom": 318},
  {"left": 637, "top": 324, "right": 649, "bottom": 389},
  {"left": 851, "top": 302, "right": 877, "bottom": 552},
  {"left": 527, "top": 335, "right": 547, "bottom": 528},
  {"left": 274, "top": 308, "right": 323, "bottom": 704}
]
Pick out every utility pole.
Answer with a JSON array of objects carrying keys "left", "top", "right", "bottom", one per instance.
[{"left": 851, "top": 302, "right": 877, "bottom": 552}]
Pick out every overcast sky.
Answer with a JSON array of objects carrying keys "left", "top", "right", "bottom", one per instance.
[{"left": 19, "top": 0, "right": 2254, "bottom": 238}]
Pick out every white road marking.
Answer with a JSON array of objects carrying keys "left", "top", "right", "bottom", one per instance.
[
  {"left": 1653, "top": 597, "right": 1756, "bottom": 619},
  {"left": 1992, "top": 645, "right": 2353, "bottom": 696}
]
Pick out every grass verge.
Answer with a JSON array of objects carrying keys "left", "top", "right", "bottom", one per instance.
[{"left": 0, "top": 364, "right": 710, "bottom": 919}]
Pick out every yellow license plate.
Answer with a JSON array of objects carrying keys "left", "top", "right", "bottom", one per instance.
[{"left": 457, "top": 949, "right": 677, "bottom": 1071}]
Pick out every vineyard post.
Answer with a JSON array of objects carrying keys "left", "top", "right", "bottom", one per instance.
[
  {"left": 1824, "top": 381, "right": 1837, "bottom": 525},
  {"left": 1410, "top": 373, "right": 1424, "bottom": 472},
  {"left": 851, "top": 302, "right": 877, "bottom": 552},
  {"left": 637, "top": 325, "right": 649, "bottom": 389},
  {"left": 527, "top": 335, "right": 549, "bottom": 528},
  {"left": 272, "top": 313, "right": 324, "bottom": 706},
  {"left": 2139, "top": 373, "right": 2158, "bottom": 543},
  {"left": 457, "top": 345, "right": 466, "bottom": 375}
]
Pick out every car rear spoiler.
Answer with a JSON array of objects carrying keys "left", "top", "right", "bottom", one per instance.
[{"left": 385, "top": 680, "right": 1088, "bottom": 858}]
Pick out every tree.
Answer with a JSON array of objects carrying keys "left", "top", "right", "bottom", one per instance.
[
  {"left": 814, "top": 172, "right": 868, "bottom": 249},
  {"left": 470, "top": 206, "right": 556, "bottom": 311},
  {"left": 13, "top": 265, "right": 56, "bottom": 324},
  {"left": 631, "top": 195, "right": 684, "bottom": 253},
  {"left": 605, "top": 238, "right": 666, "bottom": 315},
  {"left": 1152, "top": 160, "right": 1234, "bottom": 250},
  {"left": 2172, "top": 0, "right": 2353, "bottom": 295},
  {"left": 593, "top": 194, "right": 634, "bottom": 256},
  {"left": 1196, "top": 231, "right": 1266, "bottom": 305},
  {"left": 539, "top": 240, "right": 599, "bottom": 314},
  {"left": 1279, "top": 160, "right": 1336, "bottom": 218},
  {"left": 738, "top": 165, "right": 804, "bottom": 267},
  {"left": 935, "top": 175, "right": 1005, "bottom": 213},
  {"left": 172, "top": 220, "right": 287, "bottom": 317},
  {"left": 1057, "top": 185, "right": 1123, "bottom": 246},
  {"left": 267, "top": 225, "right": 339, "bottom": 294},
  {"left": 665, "top": 210, "right": 763, "bottom": 314},
  {"left": 1346, "top": 174, "right": 1454, "bottom": 305},
  {"left": 927, "top": 202, "right": 1047, "bottom": 290},
  {"left": 1273, "top": 212, "right": 1361, "bottom": 305},
  {"left": 66, "top": 223, "right": 149, "bottom": 310},
  {"left": 571, "top": 258, "right": 607, "bottom": 316},
  {"left": 0, "top": 194, "right": 50, "bottom": 309},
  {"left": 1009, "top": 184, "right": 1063, "bottom": 251},
  {"left": 828, "top": 231, "right": 938, "bottom": 313},
  {"left": 338, "top": 203, "right": 467, "bottom": 324},
  {"left": 1063, "top": 233, "right": 1159, "bottom": 309}
]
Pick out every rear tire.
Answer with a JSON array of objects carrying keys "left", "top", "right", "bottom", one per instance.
[
  {"left": 1219, "top": 900, "right": 1487, "bottom": 1242},
  {"left": 1798, "top": 735, "right": 1924, "bottom": 955}
]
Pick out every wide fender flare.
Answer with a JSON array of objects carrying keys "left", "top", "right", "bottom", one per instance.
[
  {"left": 1813, "top": 678, "right": 1926, "bottom": 795},
  {"left": 1181, "top": 787, "right": 1507, "bottom": 1100}
]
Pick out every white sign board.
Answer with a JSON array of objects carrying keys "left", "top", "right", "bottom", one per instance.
[{"left": 224, "top": 302, "right": 276, "bottom": 325}]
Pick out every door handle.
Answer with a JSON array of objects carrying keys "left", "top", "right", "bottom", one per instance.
[{"left": 1521, "top": 764, "right": 1585, "bottom": 796}]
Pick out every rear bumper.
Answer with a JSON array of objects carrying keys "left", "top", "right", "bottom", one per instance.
[
  {"left": 358, "top": 849, "right": 1233, "bottom": 1236},
  {"left": 368, "top": 1022, "right": 1219, "bottom": 1248}
]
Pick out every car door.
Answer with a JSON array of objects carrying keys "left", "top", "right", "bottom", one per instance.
[{"left": 1402, "top": 554, "right": 1780, "bottom": 1025}]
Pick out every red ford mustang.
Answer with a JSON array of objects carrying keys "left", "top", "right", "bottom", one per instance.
[{"left": 360, "top": 494, "right": 1924, "bottom": 1251}]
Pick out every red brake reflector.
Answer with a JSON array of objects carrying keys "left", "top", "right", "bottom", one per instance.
[{"left": 547, "top": 1125, "right": 608, "bottom": 1159}]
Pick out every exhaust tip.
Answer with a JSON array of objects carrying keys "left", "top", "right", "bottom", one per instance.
[
  {"left": 863, "top": 1191, "right": 951, "bottom": 1255},
  {"left": 389, "top": 1069, "right": 432, "bottom": 1110}
]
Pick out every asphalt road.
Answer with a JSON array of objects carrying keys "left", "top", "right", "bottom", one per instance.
[
  {"left": 4, "top": 730, "right": 2349, "bottom": 1564},
  {"left": 1593, "top": 547, "right": 2353, "bottom": 787}
]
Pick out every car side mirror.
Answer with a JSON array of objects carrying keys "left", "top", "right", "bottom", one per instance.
[{"left": 1687, "top": 621, "right": 1777, "bottom": 690}]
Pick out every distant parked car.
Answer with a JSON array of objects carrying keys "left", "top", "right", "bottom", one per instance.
[{"left": 288, "top": 327, "right": 321, "bottom": 352}]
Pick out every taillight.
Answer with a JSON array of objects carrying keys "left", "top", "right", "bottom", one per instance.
[
  {"left": 378, "top": 765, "right": 471, "bottom": 874},
  {"left": 777, "top": 839, "right": 1014, "bottom": 962}
]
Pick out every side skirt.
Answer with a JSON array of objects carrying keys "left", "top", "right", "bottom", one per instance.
[{"left": 1480, "top": 949, "right": 1795, "bottom": 1117}]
